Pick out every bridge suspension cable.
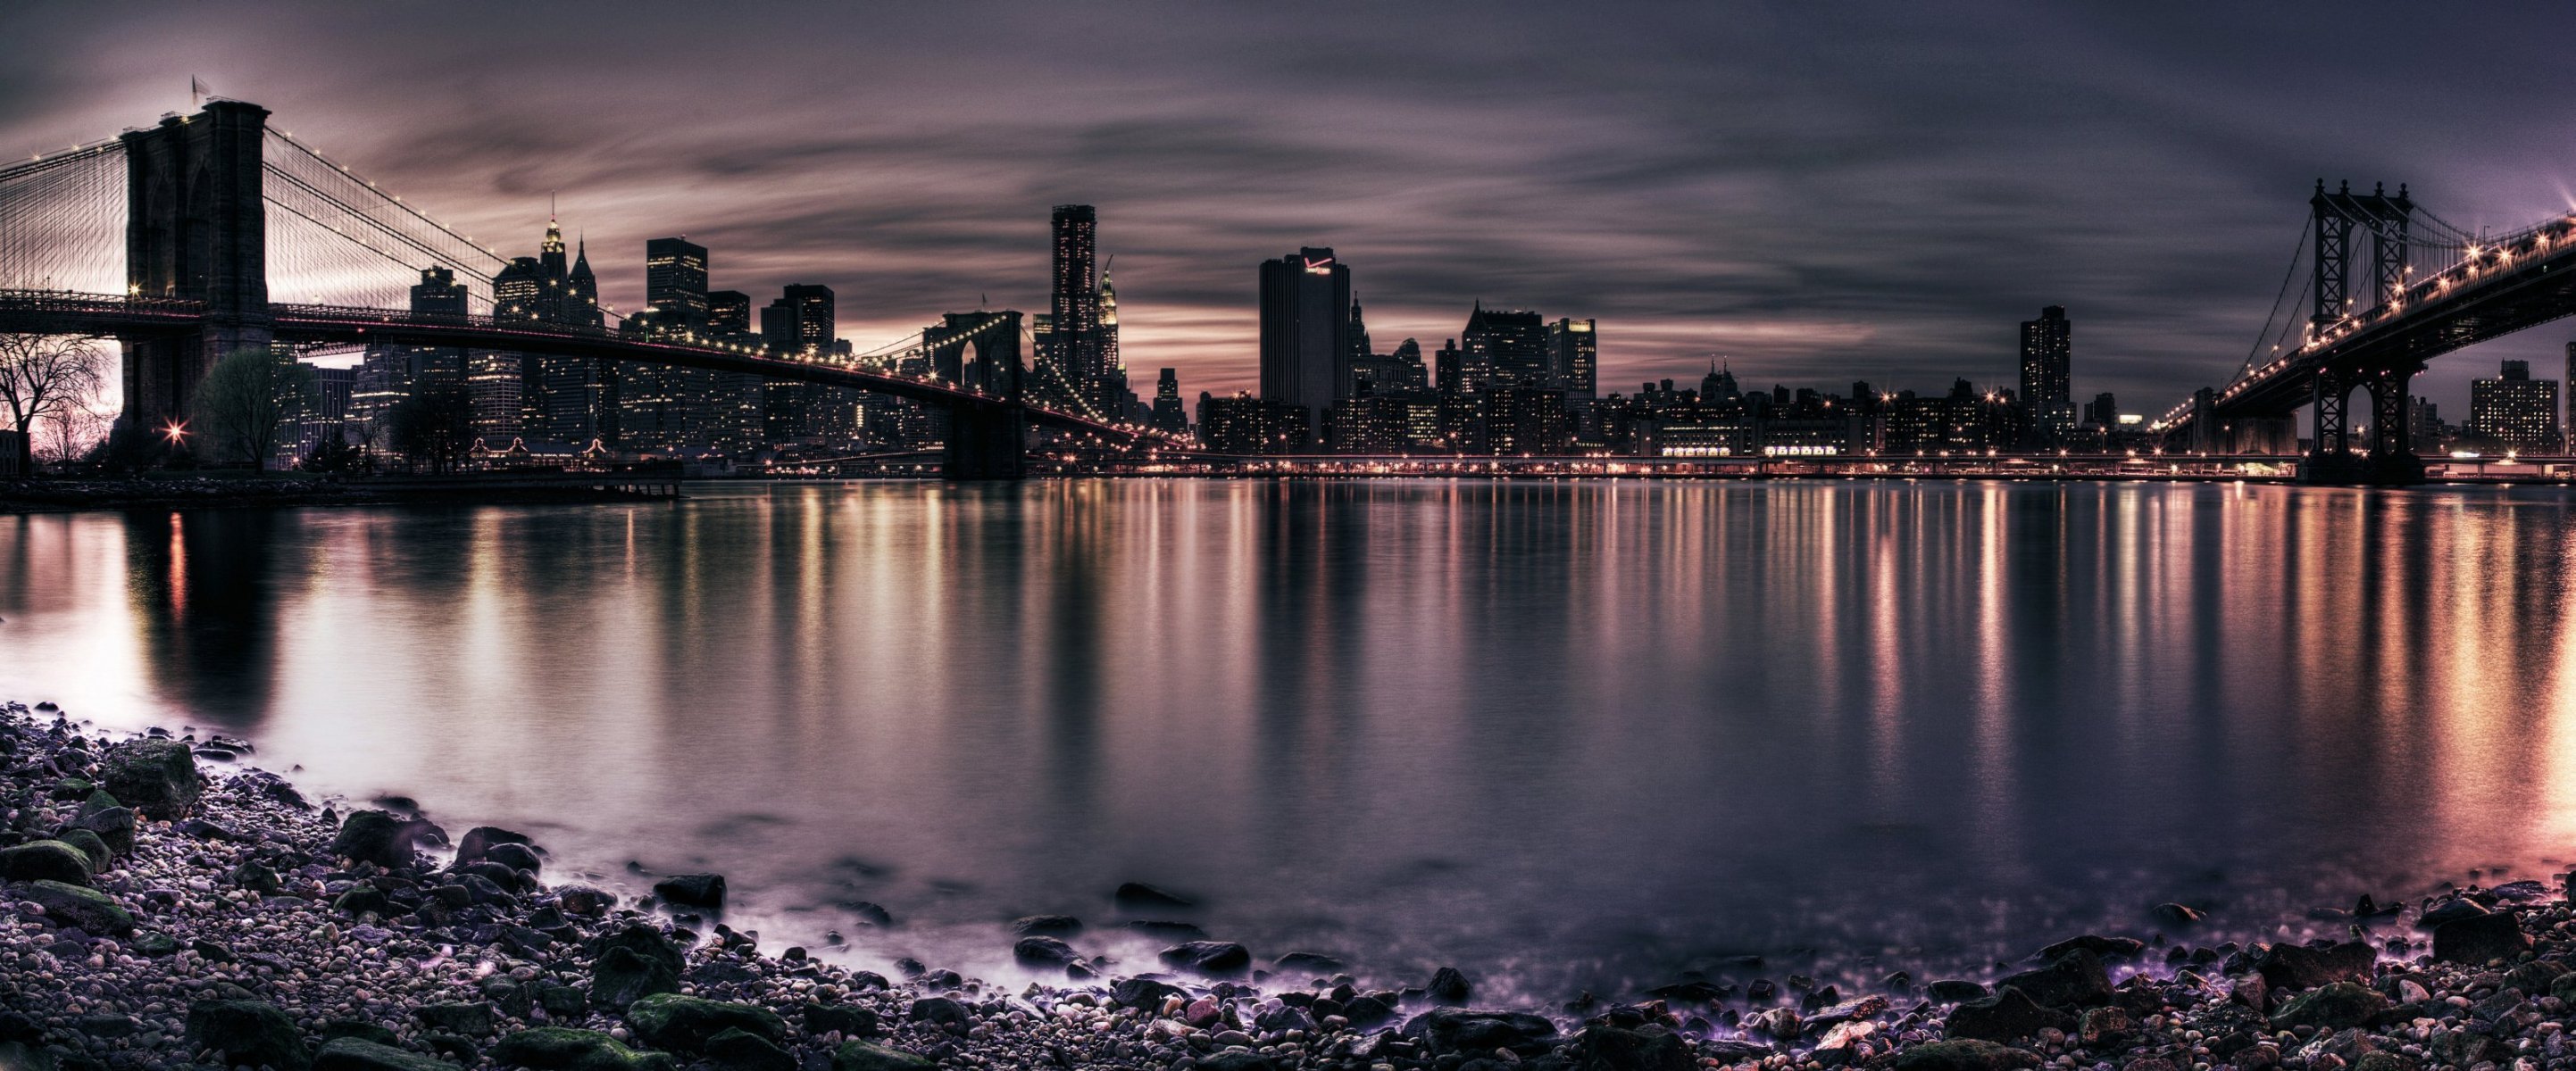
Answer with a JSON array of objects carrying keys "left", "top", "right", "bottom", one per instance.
[
  {"left": 261, "top": 127, "right": 509, "bottom": 312},
  {"left": 0, "top": 140, "right": 125, "bottom": 295}
]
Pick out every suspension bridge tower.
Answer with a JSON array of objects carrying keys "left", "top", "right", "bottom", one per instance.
[{"left": 119, "top": 99, "right": 271, "bottom": 432}]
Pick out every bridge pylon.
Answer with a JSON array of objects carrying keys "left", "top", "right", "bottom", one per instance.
[
  {"left": 119, "top": 100, "right": 271, "bottom": 435},
  {"left": 943, "top": 397, "right": 1027, "bottom": 480},
  {"left": 2299, "top": 181, "right": 2423, "bottom": 485}
]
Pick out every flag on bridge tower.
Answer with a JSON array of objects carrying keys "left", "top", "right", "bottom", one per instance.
[{"left": 190, "top": 77, "right": 208, "bottom": 108}]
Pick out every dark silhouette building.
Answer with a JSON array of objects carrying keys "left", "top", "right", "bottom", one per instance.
[
  {"left": 2020, "top": 305, "right": 2072, "bottom": 440},
  {"left": 1463, "top": 304, "right": 1548, "bottom": 391},
  {"left": 1040, "top": 205, "right": 1111, "bottom": 416},
  {"left": 1259, "top": 247, "right": 1352, "bottom": 436}
]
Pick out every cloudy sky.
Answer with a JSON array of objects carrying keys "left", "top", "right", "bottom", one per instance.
[{"left": 7, "top": 1, "right": 2576, "bottom": 411}]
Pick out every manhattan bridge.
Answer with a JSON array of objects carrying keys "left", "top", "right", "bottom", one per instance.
[{"left": 0, "top": 99, "right": 1170, "bottom": 479}]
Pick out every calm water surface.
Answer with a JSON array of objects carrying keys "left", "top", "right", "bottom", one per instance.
[{"left": 4, "top": 479, "right": 2576, "bottom": 999}]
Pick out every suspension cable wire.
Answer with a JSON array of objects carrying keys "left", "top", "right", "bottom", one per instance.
[
  {"left": 2236, "top": 220, "right": 2313, "bottom": 381},
  {"left": 0, "top": 139, "right": 124, "bottom": 295}
]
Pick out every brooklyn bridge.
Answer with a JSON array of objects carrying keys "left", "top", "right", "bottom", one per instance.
[{"left": 0, "top": 99, "right": 1171, "bottom": 479}]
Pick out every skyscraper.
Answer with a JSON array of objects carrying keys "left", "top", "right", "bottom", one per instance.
[
  {"left": 2471, "top": 359, "right": 2560, "bottom": 452},
  {"left": 1258, "top": 247, "right": 1352, "bottom": 436},
  {"left": 709, "top": 290, "right": 752, "bottom": 332},
  {"left": 646, "top": 237, "right": 711, "bottom": 327},
  {"left": 763, "top": 284, "right": 846, "bottom": 448},
  {"left": 1462, "top": 303, "right": 1547, "bottom": 390},
  {"left": 2020, "top": 305, "right": 2073, "bottom": 440},
  {"left": 353, "top": 267, "right": 470, "bottom": 434},
  {"left": 1149, "top": 368, "right": 1188, "bottom": 434},
  {"left": 1040, "top": 204, "right": 1107, "bottom": 415},
  {"left": 1547, "top": 318, "right": 1597, "bottom": 398}
]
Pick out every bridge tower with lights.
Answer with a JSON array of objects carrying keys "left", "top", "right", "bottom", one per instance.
[
  {"left": 119, "top": 100, "right": 272, "bottom": 433},
  {"left": 2305, "top": 179, "right": 2423, "bottom": 483}
]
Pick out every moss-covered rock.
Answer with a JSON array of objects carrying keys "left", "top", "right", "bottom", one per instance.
[
  {"left": 704, "top": 1027, "right": 796, "bottom": 1071},
  {"left": 52, "top": 828, "right": 111, "bottom": 870},
  {"left": 832, "top": 1041, "right": 937, "bottom": 1071},
  {"left": 0, "top": 840, "right": 94, "bottom": 885},
  {"left": 2270, "top": 982, "right": 2391, "bottom": 1031},
  {"left": 1895, "top": 1039, "right": 2043, "bottom": 1071},
  {"left": 623, "top": 993, "right": 786, "bottom": 1054},
  {"left": 186, "top": 999, "right": 308, "bottom": 1071},
  {"left": 491, "top": 1027, "right": 679, "bottom": 1070},
  {"left": 98, "top": 738, "right": 197, "bottom": 818},
  {"left": 21, "top": 879, "right": 133, "bottom": 934},
  {"left": 313, "top": 1037, "right": 449, "bottom": 1071}
]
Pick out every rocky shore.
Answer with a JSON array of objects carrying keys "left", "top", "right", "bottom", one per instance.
[
  {"left": 4, "top": 700, "right": 2573, "bottom": 1071},
  {"left": 0, "top": 478, "right": 675, "bottom": 513}
]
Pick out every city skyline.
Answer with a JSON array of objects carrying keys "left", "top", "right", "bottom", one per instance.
[{"left": 8, "top": 3, "right": 2576, "bottom": 415}]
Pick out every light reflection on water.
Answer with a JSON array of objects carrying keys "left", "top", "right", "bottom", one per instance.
[{"left": 4, "top": 479, "right": 2576, "bottom": 1000}]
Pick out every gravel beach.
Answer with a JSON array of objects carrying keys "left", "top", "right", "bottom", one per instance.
[{"left": 4, "top": 699, "right": 2572, "bottom": 1071}]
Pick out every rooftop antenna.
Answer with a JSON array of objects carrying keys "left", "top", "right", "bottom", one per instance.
[{"left": 190, "top": 77, "right": 205, "bottom": 109}]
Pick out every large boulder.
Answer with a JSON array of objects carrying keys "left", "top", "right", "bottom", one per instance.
[
  {"left": 330, "top": 809, "right": 437, "bottom": 868},
  {"left": 455, "top": 826, "right": 535, "bottom": 866},
  {"left": 1995, "top": 948, "right": 2113, "bottom": 1009},
  {"left": 832, "top": 1042, "right": 936, "bottom": 1071},
  {"left": 2257, "top": 942, "right": 2377, "bottom": 990},
  {"left": 1158, "top": 940, "right": 1252, "bottom": 976},
  {"left": 53, "top": 829, "right": 112, "bottom": 871},
  {"left": 1011, "top": 915, "right": 1082, "bottom": 937},
  {"left": 413, "top": 1001, "right": 498, "bottom": 1036},
  {"left": 1568, "top": 1024, "right": 1696, "bottom": 1071},
  {"left": 491, "top": 1027, "right": 679, "bottom": 1070},
  {"left": 1896, "top": 1040, "right": 2043, "bottom": 1071},
  {"left": 589, "top": 946, "right": 680, "bottom": 1008},
  {"left": 623, "top": 993, "right": 787, "bottom": 1054},
  {"left": 802, "top": 1003, "right": 880, "bottom": 1039},
  {"left": 2269, "top": 982, "right": 2390, "bottom": 1031},
  {"left": 1400, "top": 1009, "right": 1559, "bottom": 1057},
  {"left": 1945, "top": 987, "right": 2068, "bottom": 1042},
  {"left": 186, "top": 1000, "right": 309, "bottom": 1071},
  {"left": 99, "top": 739, "right": 198, "bottom": 818},
  {"left": 0, "top": 840, "right": 95, "bottom": 885},
  {"left": 2433, "top": 911, "right": 2529, "bottom": 966},
  {"left": 22, "top": 879, "right": 133, "bottom": 934},
  {"left": 653, "top": 873, "right": 726, "bottom": 909},
  {"left": 73, "top": 796, "right": 136, "bottom": 855},
  {"left": 313, "top": 1037, "right": 451, "bottom": 1071},
  {"left": 1013, "top": 936, "right": 1080, "bottom": 969},
  {"left": 1114, "top": 882, "right": 1195, "bottom": 909},
  {"left": 704, "top": 1027, "right": 796, "bottom": 1071}
]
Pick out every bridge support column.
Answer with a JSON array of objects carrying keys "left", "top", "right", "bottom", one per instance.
[
  {"left": 120, "top": 100, "right": 271, "bottom": 435},
  {"left": 2362, "top": 366, "right": 2425, "bottom": 485},
  {"left": 943, "top": 399, "right": 1026, "bottom": 480}
]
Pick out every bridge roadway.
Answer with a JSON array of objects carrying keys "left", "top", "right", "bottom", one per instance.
[
  {"left": 2157, "top": 213, "right": 2576, "bottom": 433},
  {"left": 0, "top": 290, "right": 1155, "bottom": 444}
]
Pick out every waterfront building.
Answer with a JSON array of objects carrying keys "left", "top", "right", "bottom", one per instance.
[
  {"left": 1259, "top": 247, "right": 1352, "bottom": 436},
  {"left": 352, "top": 267, "right": 470, "bottom": 435},
  {"left": 1463, "top": 304, "right": 1549, "bottom": 391},
  {"left": 2020, "top": 305, "right": 2074, "bottom": 442},
  {"left": 2469, "top": 359, "right": 2560, "bottom": 452},
  {"left": 1038, "top": 205, "right": 1111, "bottom": 417},
  {"left": 1547, "top": 318, "right": 1597, "bottom": 398},
  {"left": 1149, "top": 369, "right": 1189, "bottom": 435}
]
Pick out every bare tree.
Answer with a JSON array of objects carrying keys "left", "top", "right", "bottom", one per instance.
[
  {"left": 193, "top": 348, "right": 309, "bottom": 472},
  {"left": 38, "top": 404, "right": 107, "bottom": 466},
  {"left": 0, "top": 334, "right": 109, "bottom": 475}
]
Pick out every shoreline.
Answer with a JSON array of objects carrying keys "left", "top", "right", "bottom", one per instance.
[
  {"left": 2, "top": 702, "right": 2570, "bottom": 1071},
  {"left": 0, "top": 477, "right": 680, "bottom": 514}
]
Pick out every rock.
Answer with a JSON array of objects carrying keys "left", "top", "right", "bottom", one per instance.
[
  {"left": 455, "top": 826, "right": 534, "bottom": 866},
  {"left": 624, "top": 993, "right": 787, "bottom": 1054},
  {"left": 1010, "top": 914, "right": 1082, "bottom": 936},
  {"left": 186, "top": 999, "right": 309, "bottom": 1071},
  {"left": 2433, "top": 910, "right": 2528, "bottom": 965},
  {"left": 1013, "top": 935, "right": 1080, "bottom": 968},
  {"left": 2038, "top": 935, "right": 2147, "bottom": 961},
  {"left": 330, "top": 809, "right": 434, "bottom": 868},
  {"left": 802, "top": 1002, "right": 880, "bottom": 1039},
  {"left": 229, "top": 859, "right": 280, "bottom": 894},
  {"left": 1996, "top": 948, "right": 2113, "bottom": 1009},
  {"left": 1159, "top": 940, "right": 1252, "bottom": 975},
  {"left": 1341, "top": 993, "right": 1398, "bottom": 1028},
  {"left": 414, "top": 1001, "right": 498, "bottom": 1036},
  {"left": 1429, "top": 966, "right": 1473, "bottom": 1005},
  {"left": 21, "top": 879, "right": 133, "bottom": 934},
  {"left": 1110, "top": 977, "right": 1188, "bottom": 1009},
  {"left": 1199, "top": 1055, "right": 1277, "bottom": 1071},
  {"left": 2150, "top": 903, "right": 2205, "bottom": 926},
  {"left": 131, "top": 931, "right": 180, "bottom": 957},
  {"left": 1401, "top": 1009, "right": 1559, "bottom": 1057},
  {"left": 1927, "top": 980, "right": 1991, "bottom": 1003},
  {"left": 0, "top": 840, "right": 94, "bottom": 885},
  {"left": 72, "top": 801, "right": 135, "bottom": 855},
  {"left": 832, "top": 1041, "right": 936, "bottom": 1071},
  {"left": 2079, "top": 1006, "right": 2133, "bottom": 1046},
  {"left": 1897, "top": 1040, "right": 2043, "bottom": 1071},
  {"left": 1946, "top": 987, "right": 2066, "bottom": 1042},
  {"left": 334, "top": 886, "right": 395, "bottom": 918},
  {"left": 556, "top": 884, "right": 616, "bottom": 917},
  {"left": 98, "top": 738, "right": 197, "bottom": 818},
  {"left": 51, "top": 829, "right": 110, "bottom": 870},
  {"left": 704, "top": 1027, "right": 796, "bottom": 1071},
  {"left": 2270, "top": 982, "right": 2390, "bottom": 1031},
  {"left": 313, "top": 1037, "right": 450, "bottom": 1071},
  {"left": 2417, "top": 898, "right": 2488, "bottom": 928},
  {"left": 484, "top": 841, "right": 544, "bottom": 875},
  {"left": 2257, "top": 942, "right": 2377, "bottom": 990},
  {"left": 907, "top": 997, "right": 970, "bottom": 1033},
  {"left": 1114, "top": 881, "right": 1195, "bottom": 909},
  {"left": 590, "top": 946, "right": 680, "bottom": 1008},
  {"left": 491, "top": 1026, "right": 679, "bottom": 1070},
  {"left": 653, "top": 873, "right": 726, "bottom": 909},
  {"left": 321, "top": 1020, "right": 403, "bottom": 1047},
  {"left": 1569, "top": 1024, "right": 1696, "bottom": 1071}
]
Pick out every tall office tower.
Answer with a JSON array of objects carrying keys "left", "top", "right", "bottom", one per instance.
[
  {"left": 1391, "top": 338, "right": 1429, "bottom": 390},
  {"left": 1149, "top": 368, "right": 1189, "bottom": 434},
  {"left": 2471, "top": 359, "right": 2561, "bottom": 452},
  {"left": 1040, "top": 205, "right": 1107, "bottom": 413},
  {"left": 763, "top": 284, "right": 846, "bottom": 448},
  {"left": 1434, "top": 339, "right": 1463, "bottom": 394},
  {"left": 2564, "top": 340, "right": 2575, "bottom": 450},
  {"left": 1546, "top": 318, "right": 1598, "bottom": 398},
  {"left": 1097, "top": 271, "right": 1132, "bottom": 417},
  {"left": 1258, "top": 247, "right": 1353, "bottom": 436},
  {"left": 354, "top": 267, "right": 471, "bottom": 432},
  {"left": 1462, "top": 303, "right": 1547, "bottom": 389},
  {"left": 537, "top": 237, "right": 615, "bottom": 444},
  {"left": 1347, "top": 297, "right": 1374, "bottom": 367},
  {"left": 2020, "top": 305, "right": 2074, "bottom": 440},
  {"left": 646, "top": 237, "right": 712, "bottom": 327},
  {"left": 709, "top": 290, "right": 752, "bottom": 331}
]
